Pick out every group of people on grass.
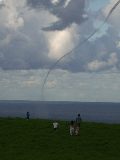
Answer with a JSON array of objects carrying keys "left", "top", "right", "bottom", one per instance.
[
  {"left": 53, "top": 114, "right": 82, "bottom": 136},
  {"left": 26, "top": 112, "right": 82, "bottom": 136},
  {"left": 70, "top": 114, "right": 82, "bottom": 136}
]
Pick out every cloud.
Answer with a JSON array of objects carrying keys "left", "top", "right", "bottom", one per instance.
[
  {"left": 27, "top": 0, "right": 87, "bottom": 31},
  {"left": 0, "top": 0, "right": 120, "bottom": 102},
  {"left": 87, "top": 52, "right": 118, "bottom": 71},
  {"left": 1, "top": 69, "right": 120, "bottom": 101},
  {"left": 64, "top": 0, "right": 71, "bottom": 8},
  {"left": 46, "top": 80, "right": 57, "bottom": 89},
  {"left": 0, "top": 2, "right": 55, "bottom": 70},
  {"left": 45, "top": 24, "right": 79, "bottom": 60},
  {"left": 116, "top": 41, "right": 120, "bottom": 48},
  {"left": 0, "top": 0, "right": 25, "bottom": 30},
  {"left": 0, "top": 0, "right": 119, "bottom": 73},
  {"left": 103, "top": 0, "right": 120, "bottom": 30},
  {"left": 0, "top": 0, "right": 5, "bottom": 9},
  {"left": 51, "top": 0, "right": 61, "bottom": 6}
]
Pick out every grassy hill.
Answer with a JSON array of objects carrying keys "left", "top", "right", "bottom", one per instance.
[{"left": 0, "top": 118, "right": 120, "bottom": 160}]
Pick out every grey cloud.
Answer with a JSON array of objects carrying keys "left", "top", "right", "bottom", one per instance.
[
  {"left": 27, "top": 0, "right": 70, "bottom": 10},
  {"left": 0, "top": 4, "right": 5, "bottom": 9},
  {"left": 0, "top": 2, "right": 56, "bottom": 70},
  {"left": 84, "top": 28, "right": 120, "bottom": 72},
  {"left": 0, "top": 0, "right": 5, "bottom": 9},
  {"left": 87, "top": 53, "right": 118, "bottom": 72},
  {"left": 27, "top": 0, "right": 53, "bottom": 9},
  {"left": 0, "top": 25, "right": 50, "bottom": 70},
  {"left": 42, "top": 20, "right": 70, "bottom": 31},
  {"left": 0, "top": 23, "right": 120, "bottom": 72},
  {"left": 60, "top": 26, "right": 120, "bottom": 73},
  {"left": 0, "top": 0, "right": 120, "bottom": 73},
  {"left": 27, "top": 0, "right": 87, "bottom": 31}
]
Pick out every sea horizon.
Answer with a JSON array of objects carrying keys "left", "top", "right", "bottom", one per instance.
[{"left": 0, "top": 100, "right": 120, "bottom": 124}]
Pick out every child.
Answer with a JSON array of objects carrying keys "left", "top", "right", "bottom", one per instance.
[
  {"left": 53, "top": 121, "right": 59, "bottom": 130},
  {"left": 70, "top": 121, "right": 74, "bottom": 136},
  {"left": 75, "top": 123, "right": 80, "bottom": 136}
]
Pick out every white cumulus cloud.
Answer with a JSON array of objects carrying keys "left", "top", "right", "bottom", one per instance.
[
  {"left": 87, "top": 52, "right": 118, "bottom": 71},
  {"left": 46, "top": 24, "right": 79, "bottom": 60}
]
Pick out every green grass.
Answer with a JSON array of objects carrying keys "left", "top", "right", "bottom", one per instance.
[{"left": 0, "top": 118, "right": 120, "bottom": 160}]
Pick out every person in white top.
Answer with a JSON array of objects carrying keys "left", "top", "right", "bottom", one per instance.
[
  {"left": 70, "top": 120, "right": 74, "bottom": 136},
  {"left": 53, "top": 121, "right": 59, "bottom": 130}
]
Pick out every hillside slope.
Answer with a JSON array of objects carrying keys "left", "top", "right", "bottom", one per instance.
[{"left": 0, "top": 118, "right": 120, "bottom": 160}]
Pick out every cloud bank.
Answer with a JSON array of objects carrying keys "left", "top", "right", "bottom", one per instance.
[
  {"left": 0, "top": 0, "right": 120, "bottom": 73},
  {"left": 0, "top": 0, "right": 120, "bottom": 101}
]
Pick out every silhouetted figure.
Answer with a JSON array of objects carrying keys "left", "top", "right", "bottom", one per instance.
[
  {"left": 26, "top": 112, "right": 30, "bottom": 120},
  {"left": 76, "top": 114, "right": 82, "bottom": 127}
]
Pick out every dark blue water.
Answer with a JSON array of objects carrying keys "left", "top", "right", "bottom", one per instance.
[{"left": 0, "top": 101, "right": 120, "bottom": 123}]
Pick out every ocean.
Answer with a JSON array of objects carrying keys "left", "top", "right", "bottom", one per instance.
[{"left": 0, "top": 101, "right": 120, "bottom": 123}]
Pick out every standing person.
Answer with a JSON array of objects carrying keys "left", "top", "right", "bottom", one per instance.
[
  {"left": 76, "top": 113, "right": 82, "bottom": 127},
  {"left": 69, "top": 120, "right": 75, "bottom": 136},
  {"left": 53, "top": 121, "right": 59, "bottom": 130},
  {"left": 26, "top": 112, "right": 30, "bottom": 120},
  {"left": 75, "top": 114, "right": 82, "bottom": 135}
]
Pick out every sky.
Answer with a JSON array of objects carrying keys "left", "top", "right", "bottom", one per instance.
[{"left": 0, "top": 0, "right": 120, "bottom": 102}]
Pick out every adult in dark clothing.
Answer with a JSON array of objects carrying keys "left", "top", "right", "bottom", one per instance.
[
  {"left": 76, "top": 114, "right": 82, "bottom": 127},
  {"left": 26, "top": 112, "right": 30, "bottom": 120}
]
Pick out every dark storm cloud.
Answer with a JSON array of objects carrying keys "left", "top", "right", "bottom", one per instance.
[{"left": 27, "top": 0, "right": 87, "bottom": 31}]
